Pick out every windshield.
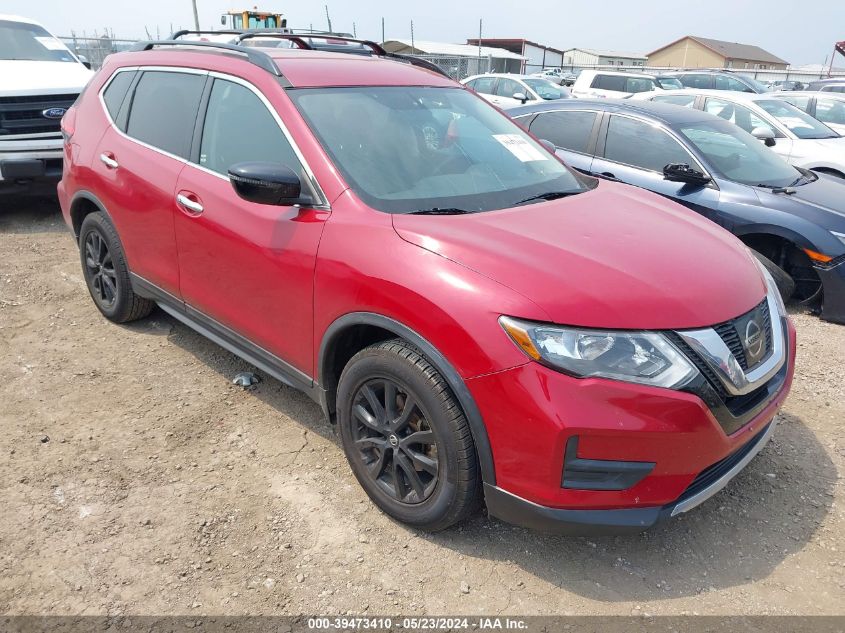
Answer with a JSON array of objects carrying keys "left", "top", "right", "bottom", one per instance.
[
  {"left": 523, "top": 78, "right": 567, "bottom": 100},
  {"left": 657, "top": 77, "right": 684, "bottom": 90},
  {"left": 755, "top": 99, "right": 839, "bottom": 139},
  {"left": 290, "top": 87, "right": 588, "bottom": 214},
  {"left": 0, "top": 20, "right": 77, "bottom": 62},
  {"left": 679, "top": 119, "right": 802, "bottom": 187}
]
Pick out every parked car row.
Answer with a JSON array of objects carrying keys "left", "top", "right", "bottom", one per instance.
[{"left": 53, "top": 34, "right": 805, "bottom": 537}]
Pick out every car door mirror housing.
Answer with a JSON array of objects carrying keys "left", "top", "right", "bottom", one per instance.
[
  {"left": 663, "top": 163, "right": 712, "bottom": 186},
  {"left": 228, "top": 162, "right": 310, "bottom": 206},
  {"left": 537, "top": 139, "right": 557, "bottom": 154},
  {"left": 751, "top": 126, "right": 777, "bottom": 147},
  {"left": 513, "top": 91, "right": 529, "bottom": 104}
]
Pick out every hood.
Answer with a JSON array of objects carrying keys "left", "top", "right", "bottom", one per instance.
[
  {"left": 794, "top": 136, "right": 845, "bottom": 165},
  {"left": 393, "top": 182, "right": 765, "bottom": 330},
  {"left": 0, "top": 60, "right": 94, "bottom": 97},
  {"left": 759, "top": 173, "right": 845, "bottom": 231}
]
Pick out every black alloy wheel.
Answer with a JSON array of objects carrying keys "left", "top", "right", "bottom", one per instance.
[
  {"left": 84, "top": 230, "right": 118, "bottom": 309},
  {"left": 350, "top": 377, "right": 439, "bottom": 504}
]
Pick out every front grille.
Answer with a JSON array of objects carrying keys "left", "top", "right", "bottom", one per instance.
[
  {"left": 667, "top": 332, "right": 728, "bottom": 399},
  {"left": 676, "top": 422, "right": 770, "bottom": 503},
  {"left": 0, "top": 93, "right": 78, "bottom": 137},
  {"left": 712, "top": 298, "right": 771, "bottom": 371}
]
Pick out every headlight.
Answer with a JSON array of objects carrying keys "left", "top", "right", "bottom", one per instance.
[{"left": 499, "top": 316, "right": 698, "bottom": 389}]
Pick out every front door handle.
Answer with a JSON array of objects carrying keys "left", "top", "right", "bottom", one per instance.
[
  {"left": 600, "top": 171, "right": 619, "bottom": 181},
  {"left": 176, "top": 193, "right": 204, "bottom": 215},
  {"left": 99, "top": 152, "right": 119, "bottom": 169}
]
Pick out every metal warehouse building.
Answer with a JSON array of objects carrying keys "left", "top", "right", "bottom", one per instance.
[
  {"left": 561, "top": 47, "right": 647, "bottom": 67},
  {"left": 465, "top": 38, "right": 567, "bottom": 74}
]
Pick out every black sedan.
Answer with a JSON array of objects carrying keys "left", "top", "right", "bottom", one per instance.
[{"left": 510, "top": 99, "right": 845, "bottom": 324}]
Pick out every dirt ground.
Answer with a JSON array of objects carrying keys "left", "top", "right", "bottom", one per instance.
[{"left": 1, "top": 194, "right": 843, "bottom": 617}]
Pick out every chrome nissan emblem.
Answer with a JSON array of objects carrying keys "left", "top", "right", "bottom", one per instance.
[
  {"left": 388, "top": 434, "right": 399, "bottom": 447},
  {"left": 744, "top": 319, "right": 764, "bottom": 358}
]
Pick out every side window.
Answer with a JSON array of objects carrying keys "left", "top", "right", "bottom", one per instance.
[
  {"left": 714, "top": 75, "right": 752, "bottom": 92},
  {"left": 529, "top": 111, "right": 598, "bottom": 153},
  {"left": 779, "top": 95, "right": 811, "bottom": 112},
  {"left": 604, "top": 115, "right": 698, "bottom": 172},
  {"left": 495, "top": 79, "right": 525, "bottom": 98},
  {"left": 125, "top": 71, "right": 205, "bottom": 158},
  {"left": 680, "top": 74, "right": 713, "bottom": 89},
  {"left": 102, "top": 70, "right": 136, "bottom": 122},
  {"left": 199, "top": 78, "right": 304, "bottom": 182},
  {"left": 653, "top": 94, "right": 697, "bottom": 108},
  {"left": 625, "top": 77, "right": 656, "bottom": 93},
  {"left": 472, "top": 77, "right": 497, "bottom": 95},
  {"left": 592, "top": 75, "right": 627, "bottom": 91},
  {"left": 830, "top": 86, "right": 845, "bottom": 94},
  {"left": 816, "top": 98, "right": 845, "bottom": 125},
  {"left": 704, "top": 97, "right": 773, "bottom": 135}
]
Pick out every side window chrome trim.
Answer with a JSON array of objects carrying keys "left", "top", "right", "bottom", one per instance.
[{"left": 97, "top": 65, "right": 329, "bottom": 210}]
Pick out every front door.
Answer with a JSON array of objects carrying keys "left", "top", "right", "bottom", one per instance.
[{"left": 173, "top": 76, "right": 328, "bottom": 376}]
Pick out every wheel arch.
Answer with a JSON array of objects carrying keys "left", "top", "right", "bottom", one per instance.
[
  {"left": 319, "top": 312, "right": 496, "bottom": 486},
  {"left": 69, "top": 190, "right": 114, "bottom": 239}
]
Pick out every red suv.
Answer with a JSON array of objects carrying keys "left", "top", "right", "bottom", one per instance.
[{"left": 58, "top": 37, "right": 796, "bottom": 534}]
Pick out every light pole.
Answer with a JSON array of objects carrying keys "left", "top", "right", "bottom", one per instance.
[{"left": 191, "top": 0, "right": 200, "bottom": 30}]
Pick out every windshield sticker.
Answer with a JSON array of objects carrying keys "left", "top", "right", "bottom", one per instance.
[
  {"left": 493, "top": 134, "right": 549, "bottom": 162},
  {"left": 34, "top": 36, "right": 68, "bottom": 51}
]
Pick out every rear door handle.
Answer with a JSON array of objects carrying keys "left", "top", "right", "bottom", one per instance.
[
  {"left": 99, "top": 152, "right": 119, "bottom": 169},
  {"left": 600, "top": 171, "right": 619, "bottom": 181},
  {"left": 176, "top": 192, "right": 204, "bottom": 215}
]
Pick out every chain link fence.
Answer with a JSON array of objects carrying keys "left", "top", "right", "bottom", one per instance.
[{"left": 59, "top": 36, "right": 140, "bottom": 70}]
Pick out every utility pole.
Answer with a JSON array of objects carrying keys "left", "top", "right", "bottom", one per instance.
[
  {"left": 410, "top": 19, "right": 415, "bottom": 54},
  {"left": 190, "top": 0, "right": 199, "bottom": 31},
  {"left": 381, "top": 17, "right": 385, "bottom": 43},
  {"left": 353, "top": 22, "right": 356, "bottom": 38},
  {"left": 324, "top": 5, "right": 332, "bottom": 32}
]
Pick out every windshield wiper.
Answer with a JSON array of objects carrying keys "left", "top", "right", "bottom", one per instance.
[
  {"left": 514, "top": 191, "right": 579, "bottom": 206},
  {"left": 406, "top": 207, "right": 473, "bottom": 215},
  {"left": 756, "top": 183, "right": 797, "bottom": 194}
]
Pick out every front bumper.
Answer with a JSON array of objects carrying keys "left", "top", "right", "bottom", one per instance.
[
  {"left": 484, "top": 419, "right": 777, "bottom": 535},
  {"left": 0, "top": 140, "right": 63, "bottom": 186},
  {"left": 817, "top": 257, "right": 845, "bottom": 324},
  {"left": 469, "top": 318, "right": 795, "bottom": 534}
]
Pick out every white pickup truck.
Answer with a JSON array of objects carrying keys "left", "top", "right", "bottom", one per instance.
[{"left": 0, "top": 14, "right": 93, "bottom": 192}]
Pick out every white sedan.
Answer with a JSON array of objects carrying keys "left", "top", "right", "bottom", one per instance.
[
  {"left": 633, "top": 89, "right": 845, "bottom": 178},
  {"left": 461, "top": 73, "right": 570, "bottom": 109}
]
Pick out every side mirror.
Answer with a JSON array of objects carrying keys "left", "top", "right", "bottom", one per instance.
[
  {"left": 752, "top": 126, "right": 777, "bottom": 147},
  {"left": 228, "top": 162, "right": 310, "bottom": 206},
  {"left": 537, "top": 139, "right": 556, "bottom": 154},
  {"left": 78, "top": 54, "right": 91, "bottom": 69},
  {"left": 663, "top": 163, "right": 712, "bottom": 186},
  {"left": 220, "top": 14, "right": 227, "bottom": 25},
  {"left": 513, "top": 91, "right": 529, "bottom": 104}
]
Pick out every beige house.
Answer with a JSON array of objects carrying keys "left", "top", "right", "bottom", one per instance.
[{"left": 647, "top": 36, "right": 788, "bottom": 70}]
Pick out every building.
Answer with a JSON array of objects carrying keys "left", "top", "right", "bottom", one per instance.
[
  {"left": 561, "top": 48, "right": 647, "bottom": 67},
  {"left": 646, "top": 36, "right": 788, "bottom": 70},
  {"left": 465, "top": 38, "right": 567, "bottom": 74},
  {"left": 381, "top": 39, "right": 525, "bottom": 75}
]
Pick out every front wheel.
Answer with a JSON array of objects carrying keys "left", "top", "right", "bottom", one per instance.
[
  {"left": 337, "top": 339, "right": 480, "bottom": 531},
  {"left": 750, "top": 248, "right": 795, "bottom": 301}
]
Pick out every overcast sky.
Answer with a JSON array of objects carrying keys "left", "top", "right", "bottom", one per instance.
[{"left": 3, "top": 0, "right": 842, "bottom": 66}]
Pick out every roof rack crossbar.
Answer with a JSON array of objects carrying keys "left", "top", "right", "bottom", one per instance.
[
  {"left": 234, "top": 33, "right": 315, "bottom": 50},
  {"left": 169, "top": 29, "right": 245, "bottom": 40},
  {"left": 129, "top": 40, "right": 282, "bottom": 76}
]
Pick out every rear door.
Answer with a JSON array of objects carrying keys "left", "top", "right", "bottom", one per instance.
[
  {"left": 466, "top": 76, "right": 498, "bottom": 105},
  {"left": 92, "top": 68, "right": 207, "bottom": 296},
  {"left": 173, "top": 74, "right": 328, "bottom": 376},
  {"left": 525, "top": 109, "right": 600, "bottom": 173},
  {"left": 591, "top": 113, "right": 721, "bottom": 221}
]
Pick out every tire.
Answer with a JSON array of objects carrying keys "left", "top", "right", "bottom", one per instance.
[
  {"left": 337, "top": 339, "right": 480, "bottom": 531},
  {"left": 750, "top": 248, "right": 795, "bottom": 301},
  {"left": 79, "top": 212, "right": 154, "bottom": 323}
]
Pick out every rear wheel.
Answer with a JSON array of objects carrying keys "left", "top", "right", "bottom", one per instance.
[
  {"left": 79, "top": 212, "right": 154, "bottom": 323},
  {"left": 337, "top": 339, "right": 480, "bottom": 531}
]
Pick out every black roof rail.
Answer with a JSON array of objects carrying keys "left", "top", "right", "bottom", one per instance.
[
  {"left": 169, "top": 29, "right": 245, "bottom": 40},
  {"left": 128, "top": 40, "right": 282, "bottom": 76},
  {"left": 234, "top": 33, "right": 451, "bottom": 78}
]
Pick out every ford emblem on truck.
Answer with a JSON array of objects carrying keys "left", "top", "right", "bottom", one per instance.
[{"left": 42, "top": 107, "right": 68, "bottom": 119}]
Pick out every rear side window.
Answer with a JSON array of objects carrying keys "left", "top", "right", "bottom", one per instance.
[
  {"left": 714, "top": 75, "right": 751, "bottom": 92},
  {"left": 529, "top": 110, "right": 597, "bottom": 153},
  {"left": 604, "top": 115, "right": 697, "bottom": 172},
  {"left": 679, "top": 74, "right": 713, "bottom": 89},
  {"left": 591, "top": 74, "right": 626, "bottom": 91},
  {"left": 816, "top": 98, "right": 845, "bottom": 125},
  {"left": 824, "top": 85, "right": 845, "bottom": 93},
  {"left": 125, "top": 71, "right": 205, "bottom": 158},
  {"left": 199, "top": 78, "right": 303, "bottom": 178},
  {"left": 102, "top": 70, "right": 136, "bottom": 121},
  {"left": 470, "top": 77, "right": 497, "bottom": 95}
]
